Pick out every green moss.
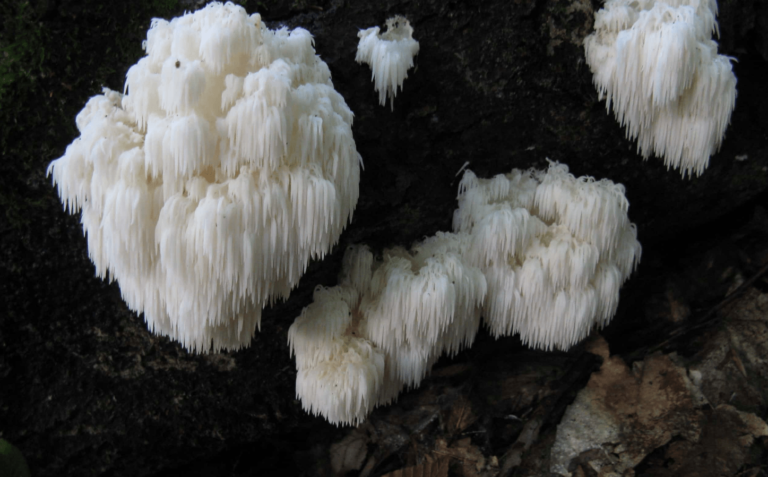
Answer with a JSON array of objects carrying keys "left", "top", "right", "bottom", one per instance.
[
  {"left": 0, "top": 2, "right": 46, "bottom": 103},
  {"left": 0, "top": 2, "right": 49, "bottom": 152},
  {"left": 0, "top": 0, "right": 183, "bottom": 232},
  {"left": 0, "top": 439, "right": 30, "bottom": 477}
]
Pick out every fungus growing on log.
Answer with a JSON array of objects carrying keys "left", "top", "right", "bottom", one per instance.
[
  {"left": 584, "top": 0, "right": 737, "bottom": 177},
  {"left": 454, "top": 162, "right": 642, "bottom": 351},
  {"left": 356, "top": 15, "right": 420, "bottom": 109},
  {"left": 290, "top": 162, "right": 640, "bottom": 425},
  {"left": 289, "top": 235, "right": 486, "bottom": 426},
  {"left": 47, "top": 2, "right": 362, "bottom": 352}
]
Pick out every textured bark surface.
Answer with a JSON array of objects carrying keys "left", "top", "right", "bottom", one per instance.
[{"left": 1, "top": 0, "right": 767, "bottom": 476}]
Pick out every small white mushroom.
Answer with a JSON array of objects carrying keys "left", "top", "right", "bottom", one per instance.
[{"left": 356, "top": 15, "right": 420, "bottom": 109}]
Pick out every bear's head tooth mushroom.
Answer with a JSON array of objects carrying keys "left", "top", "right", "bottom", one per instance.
[
  {"left": 47, "top": 2, "right": 362, "bottom": 353},
  {"left": 289, "top": 162, "right": 640, "bottom": 426},
  {"left": 453, "top": 162, "right": 642, "bottom": 351},
  {"left": 288, "top": 236, "right": 487, "bottom": 426},
  {"left": 355, "top": 15, "right": 420, "bottom": 110},
  {"left": 584, "top": 0, "right": 736, "bottom": 177}
]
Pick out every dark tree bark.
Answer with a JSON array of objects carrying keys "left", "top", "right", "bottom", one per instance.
[{"left": 1, "top": 0, "right": 766, "bottom": 476}]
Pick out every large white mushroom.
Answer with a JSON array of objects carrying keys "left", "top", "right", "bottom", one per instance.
[{"left": 47, "top": 2, "right": 362, "bottom": 353}]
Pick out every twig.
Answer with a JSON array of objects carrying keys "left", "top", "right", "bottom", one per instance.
[{"left": 644, "top": 261, "right": 768, "bottom": 355}]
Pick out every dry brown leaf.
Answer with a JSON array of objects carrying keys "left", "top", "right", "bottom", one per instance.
[
  {"left": 434, "top": 437, "right": 491, "bottom": 477},
  {"left": 553, "top": 330, "right": 768, "bottom": 477},
  {"left": 552, "top": 336, "right": 701, "bottom": 475},
  {"left": 729, "top": 348, "right": 748, "bottom": 378},
  {"left": 445, "top": 396, "right": 477, "bottom": 434}
]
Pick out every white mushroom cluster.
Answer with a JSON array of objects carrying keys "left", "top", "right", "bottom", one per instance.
[
  {"left": 356, "top": 15, "right": 420, "bottom": 109},
  {"left": 47, "top": 2, "right": 362, "bottom": 353},
  {"left": 584, "top": 0, "right": 737, "bottom": 177},
  {"left": 453, "top": 162, "right": 642, "bottom": 351},
  {"left": 289, "top": 234, "right": 486, "bottom": 426},
  {"left": 290, "top": 162, "right": 641, "bottom": 425}
]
